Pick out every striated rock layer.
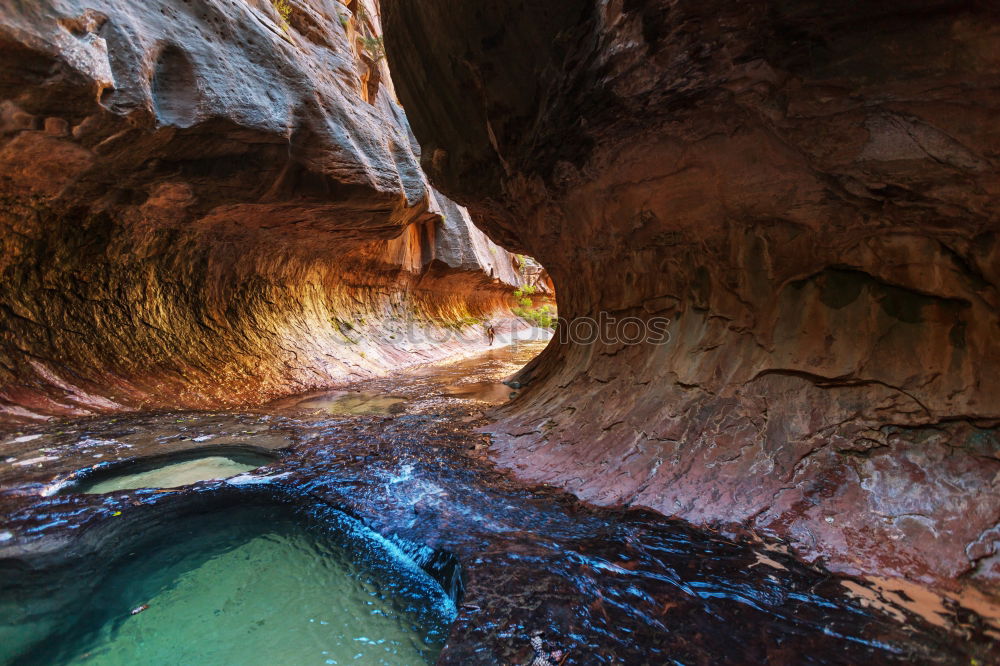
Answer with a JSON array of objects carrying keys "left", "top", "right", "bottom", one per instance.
[
  {"left": 383, "top": 0, "right": 1000, "bottom": 591},
  {"left": 0, "top": 0, "right": 523, "bottom": 422}
]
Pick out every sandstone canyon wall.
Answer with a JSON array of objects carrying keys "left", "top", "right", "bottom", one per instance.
[
  {"left": 383, "top": 0, "right": 1000, "bottom": 592},
  {"left": 0, "top": 0, "right": 523, "bottom": 422}
]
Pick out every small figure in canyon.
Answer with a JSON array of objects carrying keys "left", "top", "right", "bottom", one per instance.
[{"left": 486, "top": 324, "right": 496, "bottom": 346}]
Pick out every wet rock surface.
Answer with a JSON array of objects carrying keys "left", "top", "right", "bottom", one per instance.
[
  {"left": 382, "top": 0, "right": 1000, "bottom": 590},
  {"left": 2, "top": 343, "right": 998, "bottom": 665}
]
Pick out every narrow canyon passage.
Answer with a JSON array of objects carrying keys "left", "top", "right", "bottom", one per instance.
[{"left": 0, "top": 0, "right": 998, "bottom": 663}]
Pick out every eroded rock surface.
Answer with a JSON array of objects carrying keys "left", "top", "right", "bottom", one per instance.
[
  {"left": 382, "top": 0, "right": 1000, "bottom": 592},
  {"left": 0, "top": 0, "right": 523, "bottom": 421},
  {"left": 2, "top": 344, "right": 997, "bottom": 664}
]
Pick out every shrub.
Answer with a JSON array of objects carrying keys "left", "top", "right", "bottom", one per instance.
[
  {"left": 511, "top": 286, "right": 555, "bottom": 329},
  {"left": 513, "top": 285, "right": 536, "bottom": 307},
  {"left": 513, "top": 305, "right": 555, "bottom": 329},
  {"left": 360, "top": 35, "right": 385, "bottom": 62},
  {"left": 273, "top": 0, "right": 292, "bottom": 27}
]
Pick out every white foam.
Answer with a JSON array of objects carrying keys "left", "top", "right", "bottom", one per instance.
[
  {"left": 225, "top": 471, "right": 291, "bottom": 486},
  {"left": 13, "top": 455, "right": 58, "bottom": 466}
]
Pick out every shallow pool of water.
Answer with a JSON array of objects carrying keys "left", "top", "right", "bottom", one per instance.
[
  {"left": 79, "top": 456, "right": 259, "bottom": 494},
  {"left": 0, "top": 501, "right": 456, "bottom": 665},
  {"left": 3, "top": 339, "right": 997, "bottom": 664},
  {"left": 294, "top": 392, "right": 408, "bottom": 416},
  {"left": 440, "top": 381, "right": 515, "bottom": 402}
]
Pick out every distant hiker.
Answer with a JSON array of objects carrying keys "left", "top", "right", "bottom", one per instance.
[{"left": 486, "top": 324, "right": 496, "bottom": 346}]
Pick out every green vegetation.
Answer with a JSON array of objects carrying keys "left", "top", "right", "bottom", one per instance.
[
  {"left": 360, "top": 35, "right": 385, "bottom": 62},
  {"left": 272, "top": 0, "right": 292, "bottom": 30},
  {"left": 514, "top": 304, "right": 555, "bottom": 329},
  {"left": 514, "top": 285, "right": 535, "bottom": 308},
  {"left": 447, "top": 314, "right": 485, "bottom": 330},
  {"left": 331, "top": 318, "right": 358, "bottom": 344},
  {"left": 511, "top": 285, "right": 556, "bottom": 329},
  {"left": 349, "top": 5, "right": 386, "bottom": 62}
]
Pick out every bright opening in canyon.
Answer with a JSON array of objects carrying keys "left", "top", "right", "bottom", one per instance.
[{"left": 1, "top": 1, "right": 998, "bottom": 664}]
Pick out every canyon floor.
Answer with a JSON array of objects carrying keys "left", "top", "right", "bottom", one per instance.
[{"left": 1, "top": 341, "right": 997, "bottom": 665}]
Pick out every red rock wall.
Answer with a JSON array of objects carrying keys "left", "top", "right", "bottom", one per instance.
[
  {"left": 0, "top": 0, "right": 523, "bottom": 421},
  {"left": 383, "top": 0, "right": 1000, "bottom": 591}
]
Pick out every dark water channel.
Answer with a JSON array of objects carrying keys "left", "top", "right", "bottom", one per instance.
[{"left": 1, "top": 341, "right": 997, "bottom": 665}]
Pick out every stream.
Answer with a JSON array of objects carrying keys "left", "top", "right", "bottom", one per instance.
[{"left": 1, "top": 340, "right": 997, "bottom": 665}]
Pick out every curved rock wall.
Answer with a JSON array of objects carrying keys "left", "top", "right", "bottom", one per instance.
[
  {"left": 0, "top": 0, "right": 522, "bottom": 421},
  {"left": 383, "top": 0, "right": 1000, "bottom": 591}
]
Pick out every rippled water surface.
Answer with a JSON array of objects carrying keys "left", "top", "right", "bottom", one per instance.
[
  {"left": 1, "top": 503, "right": 455, "bottom": 666},
  {"left": 292, "top": 392, "right": 409, "bottom": 416},
  {"left": 1, "top": 339, "right": 997, "bottom": 665}
]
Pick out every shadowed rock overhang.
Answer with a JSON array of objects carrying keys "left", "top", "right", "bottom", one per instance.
[{"left": 381, "top": 0, "right": 1000, "bottom": 591}]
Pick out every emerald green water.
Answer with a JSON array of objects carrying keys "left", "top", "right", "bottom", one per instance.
[{"left": 0, "top": 503, "right": 456, "bottom": 665}]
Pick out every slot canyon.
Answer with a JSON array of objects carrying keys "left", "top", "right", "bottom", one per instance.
[{"left": 1, "top": 0, "right": 998, "bottom": 664}]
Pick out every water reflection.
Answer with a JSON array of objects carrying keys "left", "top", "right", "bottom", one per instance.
[
  {"left": 1, "top": 340, "right": 997, "bottom": 665},
  {"left": 293, "top": 392, "right": 409, "bottom": 416},
  {"left": 0, "top": 501, "right": 454, "bottom": 665}
]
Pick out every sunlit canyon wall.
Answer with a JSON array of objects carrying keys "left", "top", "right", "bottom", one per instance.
[{"left": 0, "top": 0, "right": 523, "bottom": 422}]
